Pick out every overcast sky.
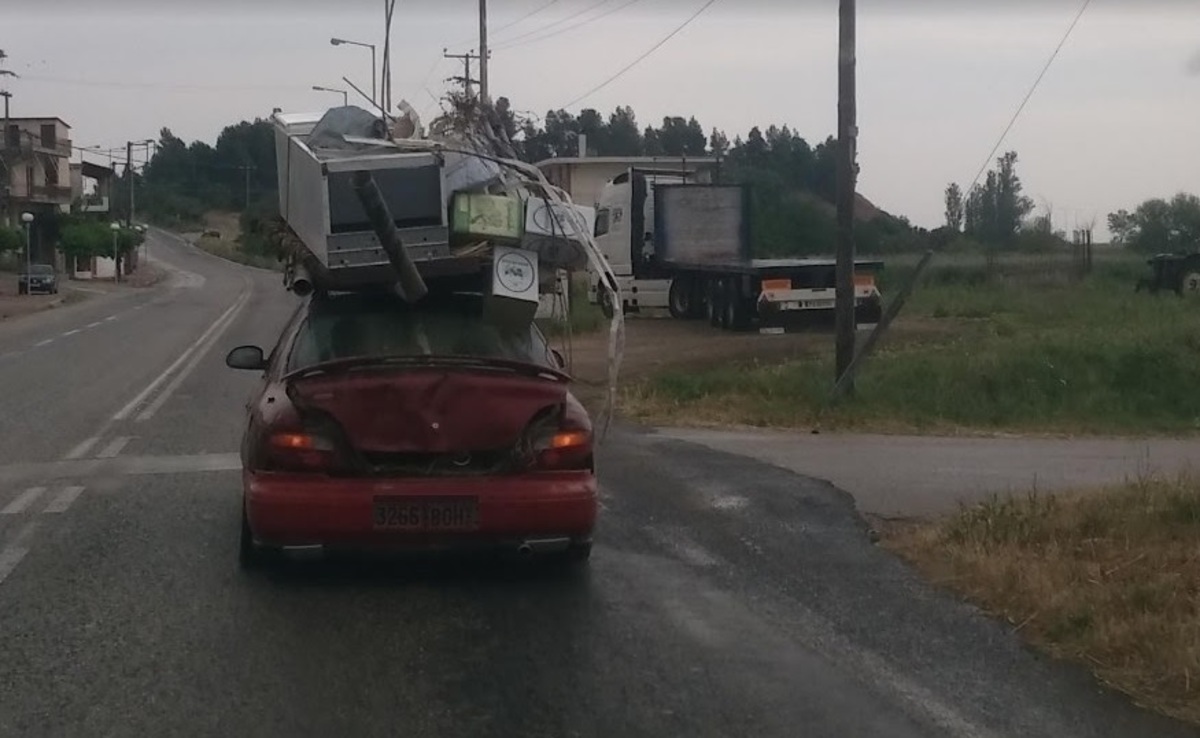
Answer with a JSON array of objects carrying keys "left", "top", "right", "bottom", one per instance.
[{"left": 3, "top": 0, "right": 1198, "bottom": 238}]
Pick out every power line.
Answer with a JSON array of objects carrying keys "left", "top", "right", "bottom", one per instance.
[
  {"left": 485, "top": 0, "right": 615, "bottom": 49},
  {"left": 964, "top": 0, "right": 1091, "bottom": 193},
  {"left": 448, "top": 0, "right": 564, "bottom": 48},
  {"left": 492, "top": 0, "right": 564, "bottom": 35},
  {"left": 561, "top": 0, "right": 720, "bottom": 110},
  {"left": 492, "top": 0, "right": 645, "bottom": 51}
]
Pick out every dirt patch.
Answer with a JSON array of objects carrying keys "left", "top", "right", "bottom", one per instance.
[
  {"left": 202, "top": 211, "right": 243, "bottom": 242},
  {"left": 125, "top": 263, "right": 168, "bottom": 288},
  {"left": 555, "top": 311, "right": 961, "bottom": 414}
]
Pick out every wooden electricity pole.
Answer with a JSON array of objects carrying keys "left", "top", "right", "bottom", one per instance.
[
  {"left": 443, "top": 50, "right": 481, "bottom": 99},
  {"left": 478, "top": 0, "right": 489, "bottom": 104},
  {"left": 834, "top": 0, "right": 858, "bottom": 390}
]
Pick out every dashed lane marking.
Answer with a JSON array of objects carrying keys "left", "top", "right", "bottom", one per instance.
[
  {"left": 43, "top": 486, "right": 85, "bottom": 514},
  {"left": 0, "top": 522, "right": 37, "bottom": 586},
  {"left": 96, "top": 436, "right": 133, "bottom": 459},
  {"left": 1, "top": 487, "right": 46, "bottom": 516},
  {"left": 64, "top": 436, "right": 101, "bottom": 461}
]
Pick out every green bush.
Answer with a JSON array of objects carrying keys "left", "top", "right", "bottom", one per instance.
[{"left": 0, "top": 227, "right": 23, "bottom": 254}]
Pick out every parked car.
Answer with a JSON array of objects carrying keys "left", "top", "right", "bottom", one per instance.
[
  {"left": 18, "top": 264, "right": 59, "bottom": 295},
  {"left": 225, "top": 289, "right": 598, "bottom": 569}
]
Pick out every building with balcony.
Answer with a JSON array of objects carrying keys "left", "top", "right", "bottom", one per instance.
[
  {"left": 70, "top": 160, "right": 115, "bottom": 214},
  {"left": 1, "top": 117, "right": 74, "bottom": 225}
]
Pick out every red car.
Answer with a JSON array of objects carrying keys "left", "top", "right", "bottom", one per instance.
[{"left": 225, "top": 289, "right": 598, "bottom": 569}]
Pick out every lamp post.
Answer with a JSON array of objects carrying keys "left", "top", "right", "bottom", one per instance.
[
  {"left": 110, "top": 221, "right": 120, "bottom": 283},
  {"left": 330, "top": 38, "right": 377, "bottom": 108},
  {"left": 20, "top": 211, "right": 32, "bottom": 295},
  {"left": 312, "top": 85, "right": 348, "bottom": 106}
]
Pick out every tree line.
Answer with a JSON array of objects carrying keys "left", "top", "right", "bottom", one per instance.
[{"left": 1107, "top": 193, "right": 1200, "bottom": 253}]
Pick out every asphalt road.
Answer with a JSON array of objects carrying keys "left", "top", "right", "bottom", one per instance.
[
  {"left": 0, "top": 231, "right": 1193, "bottom": 738},
  {"left": 656, "top": 427, "right": 1200, "bottom": 518}
]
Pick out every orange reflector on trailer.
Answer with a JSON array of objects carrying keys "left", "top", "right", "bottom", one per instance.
[
  {"left": 853, "top": 273, "right": 875, "bottom": 287},
  {"left": 761, "top": 278, "right": 791, "bottom": 292}
]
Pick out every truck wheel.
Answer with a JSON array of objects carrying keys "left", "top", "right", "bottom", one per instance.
[
  {"left": 668, "top": 278, "right": 693, "bottom": 320},
  {"left": 706, "top": 280, "right": 723, "bottom": 328},
  {"left": 723, "top": 297, "right": 751, "bottom": 332}
]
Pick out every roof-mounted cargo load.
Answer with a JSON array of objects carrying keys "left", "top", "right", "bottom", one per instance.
[{"left": 272, "top": 106, "right": 595, "bottom": 296}]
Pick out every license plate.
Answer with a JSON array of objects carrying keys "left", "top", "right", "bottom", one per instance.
[{"left": 372, "top": 496, "right": 479, "bottom": 531}]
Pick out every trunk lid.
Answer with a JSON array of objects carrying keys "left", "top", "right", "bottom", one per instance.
[{"left": 287, "top": 364, "right": 568, "bottom": 455}]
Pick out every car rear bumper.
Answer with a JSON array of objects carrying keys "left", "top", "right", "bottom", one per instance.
[{"left": 244, "top": 470, "right": 599, "bottom": 551}]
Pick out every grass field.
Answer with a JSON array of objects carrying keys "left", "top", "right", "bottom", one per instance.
[
  {"left": 622, "top": 250, "right": 1200, "bottom": 436},
  {"left": 885, "top": 473, "right": 1200, "bottom": 727}
]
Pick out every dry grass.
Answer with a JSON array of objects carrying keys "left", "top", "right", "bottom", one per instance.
[
  {"left": 195, "top": 235, "right": 280, "bottom": 271},
  {"left": 883, "top": 473, "right": 1200, "bottom": 727}
]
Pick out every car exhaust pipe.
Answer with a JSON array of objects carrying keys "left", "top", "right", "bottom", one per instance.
[
  {"left": 517, "top": 537, "right": 571, "bottom": 556},
  {"left": 291, "top": 262, "right": 314, "bottom": 297}
]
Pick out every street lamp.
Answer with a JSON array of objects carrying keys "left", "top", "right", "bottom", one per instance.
[
  {"left": 312, "top": 85, "right": 349, "bottom": 107},
  {"left": 20, "top": 211, "right": 33, "bottom": 295},
  {"left": 110, "top": 221, "right": 120, "bottom": 283},
  {"left": 330, "top": 37, "right": 377, "bottom": 108}
]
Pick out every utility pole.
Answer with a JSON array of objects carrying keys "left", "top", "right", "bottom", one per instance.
[
  {"left": 1, "top": 49, "right": 14, "bottom": 227},
  {"left": 478, "top": 0, "right": 489, "bottom": 104},
  {"left": 443, "top": 50, "right": 481, "bottom": 99},
  {"left": 126, "top": 140, "right": 133, "bottom": 228},
  {"left": 834, "top": 0, "right": 858, "bottom": 391}
]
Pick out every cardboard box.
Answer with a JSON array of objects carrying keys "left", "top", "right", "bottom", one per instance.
[
  {"left": 451, "top": 193, "right": 523, "bottom": 242},
  {"left": 522, "top": 200, "right": 596, "bottom": 271},
  {"left": 483, "top": 245, "right": 540, "bottom": 330}
]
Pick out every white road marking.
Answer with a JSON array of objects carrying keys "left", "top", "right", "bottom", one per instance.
[
  {"left": 96, "top": 436, "right": 133, "bottom": 459},
  {"left": 64, "top": 436, "right": 102, "bottom": 460},
  {"left": 87, "top": 321, "right": 103, "bottom": 328},
  {"left": 0, "top": 522, "right": 37, "bottom": 586},
  {"left": 1, "top": 487, "right": 46, "bottom": 515},
  {"left": 43, "top": 486, "right": 85, "bottom": 514},
  {"left": 34, "top": 339, "right": 53, "bottom": 347},
  {"left": 711, "top": 495, "right": 749, "bottom": 511},
  {"left": 104, "top": 315, "right": 117, "bottom": 322},
  {"left": 136, "top": 289, "right": 251, "bottom": 422},
  {"left": 63, "top": 329, "right": 80, "bottom": 337},
  {"left": 112, "top": 289, "right": 249, "bottom": 421}
]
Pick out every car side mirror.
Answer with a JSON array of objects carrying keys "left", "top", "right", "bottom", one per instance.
[
  {"left": 226, "top": 345, "right": 267, "bottom": 371},
  {"left": 550, "top": 349, "right": 566, "bottom": 369}
]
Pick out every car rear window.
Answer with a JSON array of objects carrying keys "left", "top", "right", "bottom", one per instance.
[
  {"left": 29, "top": 265, "right": 54, "bottom": 275},
  {"left": 286, "top": 294, "right": 555, "bottom": 373}
]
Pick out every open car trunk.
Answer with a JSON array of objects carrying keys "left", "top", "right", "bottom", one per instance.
[{"left": 286, "top": 366, "right": 568, "bottom": 476}]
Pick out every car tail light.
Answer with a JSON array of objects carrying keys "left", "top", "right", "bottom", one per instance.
[
  {"left": 262, "top": 429, "right": 341, "bottom": 473},
  {"left": 525, "top": 405, "right": 594, "bottom": 472}
]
